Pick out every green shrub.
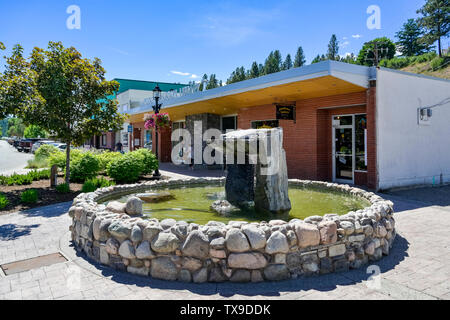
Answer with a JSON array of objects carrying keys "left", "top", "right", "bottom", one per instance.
[
  {"left": 0, "top": 193, "right": 9, "bottom": 209},
  {"left": 27, "top": 157, "right": 49, "bottom": 169},
  {"left": 49, "top": 148, "right": 84, "bottom": 170},
  {"left": 21, "top": 189, "right": 38, "bottom": 204},
  {"left": 133, "top": 149, "right": 159, "bottom": 175},
  {"left": 69, "top": 152, "right": 100, "bottom": 182},
  {"left": 96, "top": 151, "right": 123, "bottom": 171},
  {"left": 82, "top": 177, "right": 115, "bottom": 193},
  {"left": 35, "top": 144, "right": 59, "bottom": 159},
  {"left": 56, "top": 183, "right": 71, "bottom": 193},
  {"left": 430, "top": 56, "right": 449, "bottom": 71},
  {"left": 106, "top": 152, "right": 145, "bottom": 183}
]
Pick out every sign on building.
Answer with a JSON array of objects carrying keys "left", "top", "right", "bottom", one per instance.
[{"left": 276, "top": 105, "right": 296, "bottom": 121}]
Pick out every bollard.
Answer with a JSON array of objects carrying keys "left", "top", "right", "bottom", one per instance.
[{"left": 50, "top": 165, "right": 58, "bottom": 187}]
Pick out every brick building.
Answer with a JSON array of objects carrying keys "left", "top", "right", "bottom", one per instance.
[{"left": 126, "top": 61, "right": 450, "bottom": 191}]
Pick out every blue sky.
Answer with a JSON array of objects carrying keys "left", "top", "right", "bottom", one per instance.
[{"left": 0, "top": 0, "right": 431, "bottom": 84}]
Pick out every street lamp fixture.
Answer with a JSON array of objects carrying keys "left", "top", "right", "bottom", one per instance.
[{"left": 152, "top": 85, "right": 162, "bottom": 178}]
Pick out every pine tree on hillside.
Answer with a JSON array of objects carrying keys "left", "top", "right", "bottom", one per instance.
[
  {"left": 327, "top": 34, "right": 339, "bottom": 60},
  {"left": 282, "top": 54, "right": 293, "bottom": 70},
  {"left": 396, "top": 19, "right": 433, "bottom": 56},
  {"left": 294, "top": 46, "right": 306, "bottom": 67}
]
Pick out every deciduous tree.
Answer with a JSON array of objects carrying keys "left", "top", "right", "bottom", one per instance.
[{"left": 0, "top": 41, "right": 125, "bottom": 184}]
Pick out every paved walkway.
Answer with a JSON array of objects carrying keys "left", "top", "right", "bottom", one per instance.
[
  {"left": 0, "top": 141, "right": 34, "bottom": 176},
  {"left": 0, "top": 182, "right": 449, "bottom": 300}
]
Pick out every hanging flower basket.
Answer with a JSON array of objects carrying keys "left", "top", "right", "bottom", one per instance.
[{"left": 144, "top": 113, "right": 170, "bottom": 130}]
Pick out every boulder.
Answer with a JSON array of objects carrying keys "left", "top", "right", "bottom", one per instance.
[
  {"left": 294, "top": 222, "right": 320, "bottom": 248},
  {"left": 118, "top": 240, "right": 136, "bottom": 259},
  {"left": 242, "top": 225, "right": 267, "bottom": 250},
  {"left": 228, "top": 253, "right": 267, "bottom": 270},
  {"left": 161, "top": 219, "right": 177, "bottom": 230},
  {"left": 181, "top": 230, "right": 210, "bottom": 259},
  {"left": 192, "top": 268, "right": 208, "bottom": 283},
  {"left": 150, "top": 257, "right": 178, "bottom": 281},
  {"left": 136, "top": 192, "right": 175, "bottom": 203},
  {"left": 328, "top": 244, "right": 346, "bottom": 257},
  {"left": 108, "top": 221, "right": 132, "bottom": 241},
  {"left": 339, "top": 221, "right": 355, "bottom": 235},
  {"left": 265, "top": 231, "right": 289, "bottom": 254},
  {"left": 125, "top": 197, "right": 143, "bottom": 216},
  {"left": 318, "top": 221, "right": 337, "bottom": 245},
  {"left": 263, "top": 264, "right": 290, "bottom": 281},
  {"left": 151, "top": 232, "right": 180, "bottom": 253},
  {"left": 210, "top": 200, "right": 240, "bottom": 216},
  {"left": 105, "top": 238, "right": 120, "bottom": 255},
  {"left": 210, "top": 237, "right": 226, "bottom": 250},
  {"left": 230, "top": 269, "right": 251, "bottom": 283},
  {"left": 225, "top": 228, "right": 250, "bottom": 253},
  {"left": 143, "top": 224, "right": 163, "bottom": 242},
  {"left": 178, "top": 269, "right": 192, "bottom": 282},
  {"left": 181, "top": 257, "right": 203, "bottom": 272},
  {"left": 106, "top": 201, "right": 126, "bottom": 214},
  {"left": 209, "top": 268, "right": 227, "bottom": 282},
  {"left": 130, "top": 225, "right": 143, "bottom": 243},
  {"left": 135, "top": 241, "right": 156, "bottom": 260}
]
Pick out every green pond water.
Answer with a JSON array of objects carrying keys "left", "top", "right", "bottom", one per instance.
[{"left": 113, "top": 186, "right": 370, "bottom": 225}]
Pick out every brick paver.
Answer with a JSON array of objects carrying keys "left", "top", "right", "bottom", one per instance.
[{"left": 1, "top": 184, "right": 449, "bottom": 300}]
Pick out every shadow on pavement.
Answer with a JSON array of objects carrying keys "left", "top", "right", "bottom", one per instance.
[
  {"left": 0, "top": 223, "right": 40, "bottom": 241},
  {"left": 20, "top": 201, "right": 72, "bottom": 218},
  {"left": 70, "top": 234, "right": 409, "bottom": 298}
]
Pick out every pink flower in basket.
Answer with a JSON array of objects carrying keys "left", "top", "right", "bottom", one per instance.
[{"left": 144, "top": 113, "right": 170, "bottom": 130}]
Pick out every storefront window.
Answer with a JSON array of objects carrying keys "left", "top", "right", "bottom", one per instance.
[
  {"left": 101, "top": 134, "right": 107, "bottom": 147},
  {"left": 221, "top": 116, "right": 237, "bottom": 133},
  {"left": 145, "top": 130, "right": 152, "bottom": 150},
  {"left": 355, "top": 114, "right": 367, "bottom": 171}
]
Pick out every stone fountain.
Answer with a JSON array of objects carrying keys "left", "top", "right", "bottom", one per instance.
[{"left": 210, "top": 128, "right": 291, "bottom": 215}]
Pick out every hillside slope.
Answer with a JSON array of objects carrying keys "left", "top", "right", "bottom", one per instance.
[{"left": 400, "top": 60, "right": 450, "bottom": 80}]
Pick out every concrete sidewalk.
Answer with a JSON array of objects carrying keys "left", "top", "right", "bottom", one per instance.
[{"left": 0, "top": 185, "right": 449, "bottom": 300}]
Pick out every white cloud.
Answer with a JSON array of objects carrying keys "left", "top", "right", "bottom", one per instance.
[
  {"left": 190, "top": 74, "right": 200, "bottom": 79},
  {"left": 341, "top": 41, "right": 350, "bottom": 48},
  {"left": 171, "top": 71, "right": 191, "bottom": 76},
  {"left": 343, "top": 37, "right": 348, "bottom": 40},
  {"left": 352, "top": 34, "right": 362, "bottom": 39}
]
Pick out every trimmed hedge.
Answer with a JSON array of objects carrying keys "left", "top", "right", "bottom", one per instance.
[
  {"left": 69, "top": 152, "right": 100, "bottom": 183},
  {"left": 106, "top": 152, "right": 145, "bottom": 183},
  {"left": 133, "top": 148, "right": 159, "bottom": 175},
  {"left": 82, "top": 177, "right": 115, "bottom": 193}
]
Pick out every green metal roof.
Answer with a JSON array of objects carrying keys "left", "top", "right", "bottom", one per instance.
[{"left": 113, "top": 78, "right": 188, "bottom": 94}]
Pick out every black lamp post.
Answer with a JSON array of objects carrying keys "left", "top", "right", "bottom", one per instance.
[{"left": 152, "top": 84, "right": 162, "bottom": 178}]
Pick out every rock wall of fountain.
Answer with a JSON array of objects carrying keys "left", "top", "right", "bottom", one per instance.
[{"left": 68, "top": 178, "right": 396, "bottom": 283}]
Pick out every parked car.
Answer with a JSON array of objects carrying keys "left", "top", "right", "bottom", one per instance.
[
  {"left": 31, "top": 140, "right": 56, "bottom": 153},
  {"left": 18, "top": 138, "right": 42, "bottom": 153},
  {"left": 51, "top": 143, "right": 67, "bottom": 151}
]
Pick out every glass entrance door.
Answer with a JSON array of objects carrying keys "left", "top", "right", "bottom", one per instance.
[
  {"left": 334, "top": 127, "right": 353, "bottom": 181},
  {"left": 333, "top": 115, "right": 354, "bottom": 183}
]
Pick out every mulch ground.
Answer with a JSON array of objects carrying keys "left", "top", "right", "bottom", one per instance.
[
  {"left": 0, "top": 177, "right": 83, "bottom": 215},
  {"left": 0, "top": 174, "right": 162, "bottom": 216}
]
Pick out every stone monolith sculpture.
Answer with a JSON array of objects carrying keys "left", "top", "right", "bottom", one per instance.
[{"left": 209, "top": 128, "right": 291, "bottom": 214}]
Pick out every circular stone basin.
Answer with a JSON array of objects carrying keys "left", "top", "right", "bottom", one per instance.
[
  {"left": 69, "top": 177, "right": 397, "bottom": 284},
  {"left": 111, "top": 186, "right": 370, "bottom": 225}
]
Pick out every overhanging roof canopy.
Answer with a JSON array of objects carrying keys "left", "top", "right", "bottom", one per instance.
[{"left": 128, "top": 61, "right": 374, "bottom": 122}]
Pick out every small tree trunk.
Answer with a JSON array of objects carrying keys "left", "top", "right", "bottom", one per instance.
[
  {"left": 438, "top": 37, "right": 442, "bottom": 58},
  {"left": 65, "top": 142, "right": 71, "bottom": 185}
]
